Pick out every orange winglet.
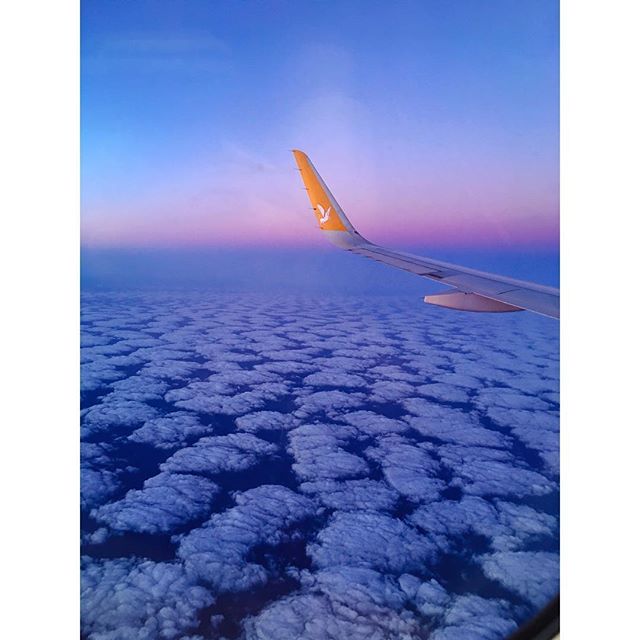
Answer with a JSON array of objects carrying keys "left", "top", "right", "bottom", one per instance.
[{"left": 292, "top": 149, "right": 348, "bottom": 232}]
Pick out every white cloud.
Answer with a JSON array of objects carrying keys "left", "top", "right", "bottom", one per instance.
[
  {"left": 300, "top": 478, "right": 399, "bottom": 512},
  {"left": 235, "top": 410, "right": 298, "bottom": 433},
  {"left": 287, "top": 423, "right": 369, "bottom": 481},
  {"left": 416, "top": 382, "right": 470, "bottom": 404},
  {"left": 406, "top": 408, "right": 508, "bottom": 448},
  {"left": 167, "top": 380, "right": 288, "bottom": 415},
  {"left": 481, "top": 551, "right": 559, "bottom": 608},
  {"left": 293, "top": 389, "right": 366, "bottom": 419},
  {"left": 81, "top": 360, "right": 127, "bottom": 393},
  {"left": 81, "top": 294, "right": 560, "bottom": 638},
  {"left": 92, "top": 472, "right": 219, "bottom": 534},
  {"left": 244, "top": 567, "right": 421, "bottom": 640},
  {"left": 107, "top": 375, "right": 170, "bottom": 402},
  {"left": 367, "top": 364, "right": 422, "bottom": 383},
  {"left": 82, "top": 468, "right": 122, "bottom": 511},
  {"left": 206, "top": 368, "right": 283, "bottom": 387},
  {"left": 431, "top": 594, "right": 518, "bottom": 640},
  {"left": 309, "top": 511, "right": 439, "bottom": 574},
  {"left": 439, "top": 444, "right": 555, "bottom": 498},
  {"left": 366, "top": 437, "right": 444, "bottom": 502},
  {"left": 81, "top": 557, "right": 213, "bottom": 640},
  {"left": 255, "top": 360, "right": 318, "bottom": 375},
  {"left": 340, "top": 410, "right": 409, "bottom": 436},
  {"left": 161, "top": 433, "right": 277, "bottom": 475},
  {"left": 409, "top": 496, "right": 556, "bottom": 553},
  {"left": 177, "top": 485, "right": 317, "bottom": 592},
  {"left": 82, "top": 400, "right": 159, "bottom": 439},
  {"left": 369, "top": 380, "right": 417, "bottom": 402},
  {"left": 303, "top": 371, "right": 367, "bottom": 388},
  {"left": 486, "top": 406, "right": 559, "bottom": 475},
  {"left": 474, "top": 387, "right": 552, "bottom": 412},
  {"left": 129, "top": 412, "right": 212, "bottom": 449},
  {"left": 142, "top": 359, "right": 204, "bottom": 380}
]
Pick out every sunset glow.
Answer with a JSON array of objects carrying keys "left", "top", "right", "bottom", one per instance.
[{"left": 82, "top": 1, "right": 558, "bottom": 251}]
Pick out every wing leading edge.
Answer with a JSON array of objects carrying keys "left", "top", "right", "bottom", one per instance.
[{"left": 292, "top": 149, "right": 559, "bottom": 320}]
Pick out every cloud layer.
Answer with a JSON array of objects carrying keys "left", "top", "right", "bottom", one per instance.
[{"left": 81, "top": 292, "right": 559, "bottom": 639}]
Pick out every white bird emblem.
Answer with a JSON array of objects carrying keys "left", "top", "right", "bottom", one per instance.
[{"left": 318, "top": 204, "right": 332, "bottom": 223}]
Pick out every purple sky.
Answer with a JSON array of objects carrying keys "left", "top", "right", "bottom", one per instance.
[{"left": 81, "top": 1, "right": 558, "bottom": 251}]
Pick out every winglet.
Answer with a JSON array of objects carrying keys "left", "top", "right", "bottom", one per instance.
[{"left": 292, "top": 150, "right": 366, "bottom": 248}]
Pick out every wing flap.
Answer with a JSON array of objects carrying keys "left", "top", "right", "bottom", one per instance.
[{"left": 424, "top": 290, "right": 523, "bottom": 313}]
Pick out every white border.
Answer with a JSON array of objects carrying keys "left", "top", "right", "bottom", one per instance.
[
  {"left": 1, "top": 0, "right": 79, "bottom": 636},
  {"left": 562, "top": 0, "right": 640, "bottom": 636},
  {"left": 3, "top": 0, "right": 640, "bottom": 636}
]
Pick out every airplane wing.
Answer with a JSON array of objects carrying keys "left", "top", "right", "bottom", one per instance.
[{"left": 292, "top": 149, "right": 559, "bottom": 319}]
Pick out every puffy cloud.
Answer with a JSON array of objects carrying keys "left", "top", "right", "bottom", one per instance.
[
  {"left": 492, "top": 501, "right": 557, "bottom": 551},
  {"left": 261, "top": 348, "right": 319, "bottom": 362},
  {"left": 129, "top": 346, "right": 195, "bottom": 363},
  {"left": 398, "top": 575, "right": 450, "bottom": 617},
  {"left": 439, "top": 444, "right": 555, "bottom": 498},
  {"left": 244, "top": 567, "right": 420, "bottom": 640},
  {"left": 81, "top": 341, "right": 137, "bottom": 361},
  {"left": 481, "top": 551, "right": 559, "bottom": 608},
  {"left": 235, "top": 410, "right": 298, "bottom": 433},
  {"left": 303, "top": 371, "right": 367, "bottom": 388},
  {"left": 368, "top": 364, "right": 423, "bottom": 383},
  {"left": 81, "top": 333, "right": 113, "bottom": 348},
  {"left": 486, "top": 406, "right": 559, "bottom": 475},
  {"left": 368, "top": 380, "right": 417, "bottom": 402},
  {"left": 129, "top": 412, "right": 212, "bottom": 449},
  {"left": 82, "top": 400, "right": 159, "bottom": 439},
  {"left": 435, "top": 372, "right": 483, "bottom": 389},
  {"left": 402, "top": 396, "right": 465, "bottom": 417},
  {"left": 81, "top": 360, "right": 127, "bottom": 393},
  {"left": 107, "top": 375, "right": 171, "bottom": 402},
  {"left": 300, "top": 478, "right": 399, "bottom": 512},
  {"left": 164, "top": 379, "right": 233, "bottom": 403},
  {"left": 81, "top": 442, "right": 129, "bottom": 509},
  {"left": 409, "top": 497, "right": 556, "bottom": 552},
  {"left": 311, "top": 355, "right": 374, "bottom": 373},
  {"left": 293, "top": 389, "right": 366, "bottom": 420},
  {"left": 117, "top": 336, "right": 166, "bottom": 350},
  {"left": 92, "top": 472, "right": 219, "bottom": 533},
  {"left": 430, "top": 594, "right": 518, "bottom": 640},
  {"left": 81, "top": 557, "right": 213, "bottom": 640},
  {"left": 474, "top": 387, "right": 552, "bottom": 412},
  {"left": 82, "top": 468, "right": 122, "bottom": 511},
  {"left": 366, "top": 437, "right": 444, "bottom": 503},
  {"left": 81, "top": 294, "right": 559, "bottom": 638},
  {"left": 340, "top": 410, "right": 409, "bottom": 436},
  {"left": 166, "top": 381, "right": 288, "bottom": 415},
  {"left": 206, "top": 368, "right": 283, "bottom": 387},
  {"left": 309, "top": 511, "right": 439, "bottom": 574},
  {"left": 416, "top": 383, "right": 470, "bottom": 404},
  {"left": 161, "top": 433, "right": 277, "bottom": 475},
  {"left": 142, "top": 359, "right": 204, "bottom": 380},
  {"left": 403, "top": 355, "right": 453, "bottom": 378},
  {"left": 287, "top": 423, "right": 368, "bottom": 482},
  {"left": 409, "top": 496, "right": 498, "bottom": 551},
  {"left": 255, "top": 360, "right": 318, "bottom": 375},
  {"left": 405, "top": 408, "right": 508, "bottom": 449},
  {"left": 177, "top": 485, "right": 317, "bottom": 592},
  {"left": 502, "top": 374, "right": 559, "bottom": 397}
]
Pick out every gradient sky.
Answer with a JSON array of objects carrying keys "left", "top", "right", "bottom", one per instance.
[{"left": 81, "top": 0, "right": 558, "bottom": 251}]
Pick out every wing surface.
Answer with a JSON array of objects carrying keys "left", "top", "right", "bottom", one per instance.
[{"left": 292, "top": 149, "right": 559, "bottom": 320}]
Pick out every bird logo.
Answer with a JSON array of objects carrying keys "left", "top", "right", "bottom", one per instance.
[{"left": 317, "top": 204, "right": 332, "bottom": 224}]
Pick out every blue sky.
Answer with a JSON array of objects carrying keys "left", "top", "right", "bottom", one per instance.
[{"left": 82, "top": 0, "right": 558, "bottom": 254}]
